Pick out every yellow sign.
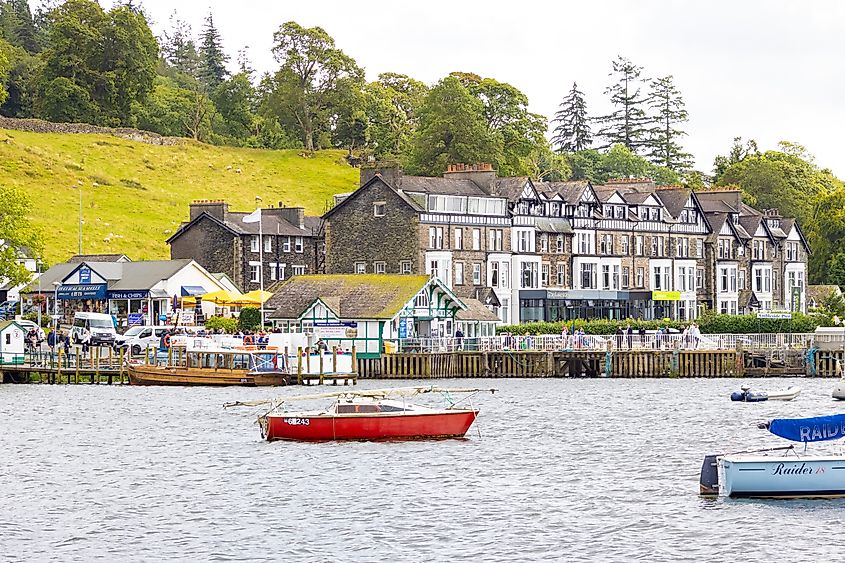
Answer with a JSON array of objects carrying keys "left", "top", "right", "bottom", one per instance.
[{"left": 652, "top": 291, "right": 681, "bottom": 301}]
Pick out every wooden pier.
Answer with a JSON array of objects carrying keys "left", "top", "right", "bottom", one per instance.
[{"left": 0, "top": 346, "right": 129, "bottom": 384}]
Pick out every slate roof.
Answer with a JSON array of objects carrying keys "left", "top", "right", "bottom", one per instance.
[
  {"left": 400, "top": 176, "right": 488, "bottom": 197},
  {"left": 168, "top": 207, "right": 322, "bottom": 243},
  {"left": 592, "top": 185, "right": 622, "bottom": 203},
  {"left": 808, "top": 285, "right": 842, "bottom": 305},
  {"left": 654, "top": 187, "right": 691, "bottom": 219},
  {"left": 695, "top": 191, "right": 741, "bottom": 213},
  {"left": 536, "top": 180, "right": 591, "bottom": 204},
  {"left": 266, "top": 274, "right": 443, "bottom": 320},
  {"left": 67, "top": 254, "right": 130, "bottom": 263},
  {"left": 490, "top": 177, "right": 531, "bottom": 201},
  {"left": 20, "top": 259, "right": 206, "bottom": 293},
  {"left": 455, "top": 298, "right": 500, "bottom": 322},
  {"left": 534, "top": 218, "right": 573, "bottom": 234}
]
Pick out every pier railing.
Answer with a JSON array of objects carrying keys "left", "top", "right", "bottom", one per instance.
[{"left": 395, "top": 333, "right": 818, "bottom": 353}]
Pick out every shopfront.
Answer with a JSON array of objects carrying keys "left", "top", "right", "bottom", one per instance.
[{"left": 519, "top": 289, "right": 656, "bottom": 322}]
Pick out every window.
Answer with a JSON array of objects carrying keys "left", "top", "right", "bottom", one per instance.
[
  {"left": 753, "top": 240, "right": 766, "bottom": 260},
  {"left": 622, "top": 266, "right": 630, "bottom": 288},
  {"left": 615, "top": 205, "right": 625, "bottom": 219},
  {"left": 755, "top": 268, "right": 762, "bottom": 292},
  {"left": 676, "top": 237, "right": 689, "bottom": 258},
  {"left": 354, "top": 262, "right": 366, "bottom": 274},
  {"left": 373, "top": 202, "right": 385, "bottom": 217},
  {"left": 400, "top": 261, "right": 412, "bottom": 274},
  {"left": 428, "top": 227, "right": 443, "bottom": 249},
  {"left": 473, "top": 263, "right": 482, "bottom": 285},
  {"left": 249, "top": 264, "right": 259, "bottom": 282},
  {"left": 540, "top": 234, "right": 548, "bottom": 253},
  {"left": 621, "top": 235, "right": 629, "bottom": 255},
  {"left": 580, "top": 263, "right": 597, "bottom": 289},
  {"left": 521, "top": 262, "right": 538, "bottom": 288},
  {"left": 250, "top": 236, "right": 259, "bottom": 253},
  {"left": 651, "top": 237, "right": 658, "bottom": 257},
  {"left": 696, "top": 239, "right": 703, "bottom": 258},
  {"left": 696, "top": 268, "right": 704, "bottom": 290},
  {"left": 455, "top": 262, "right": 464, "bottom": 285},
  {"left": 277, "top": 264, "right": 286, "bottom": 280},
  {"left": 472, "top": 229, "right": 481, "bottom": 250},
  {"left": 517, "top": 231, "right": 531, "bottom": 252},
  {"left": 730, "top": 269, "right": 737, "bottom": 292},
  {"left": 578, "top": 233, "right": 591, "bottom": 254},
  {"left": 612, "top": 265, "right": 620, "bottom": 290},
  {"left": 600, "top": 234, "right": 613, "bottom": 255},
  {"left": 718, "top": 239, "right": 731, "bottom": 259},
  {"left": 292, "top": 265, "right": 305, "bottom": 276},
  {"left": 270, "top": 263, "right": 278, "bottom": 281},
  {"left": 501, "top": 262, "right": 509, "bottom": 288},
  {"left": 653, "top": 266, "right": 662, "bottom": 290},
  {"left": 491, "top": 262, "right": 499, "bottom": 287},
  {"left": 374, "top": 261, "right": 386, "bottom": 274},
  {"left": 557, "top": 264, "right": 566, "bottom": 286},
  {"left": 454, "top": 228, "right": 463, "bottom": 250},
  {"left": 295, "top": 237, "right": 303, "bottom": 253},
  {"left": 787, "top": 242, "right": 799, "bottom": 261},
  {"left": 602, "top": 265, "right": 610, "bottom": 290},
  {"left": 541, "top": 263, "right": 549, "bottom": 286},
  {"left": 264, "top": 237, "right": 272, "bottom": 252},
  {"left": 738, "top": 270, "right": 746, "bottom": 290},
  {"left": 490, "top": 229, "right": 503, "bottom": 251},
  {"left": 556, "top": 235, "right": 564, "bottom": 253},
  {"left": 635, "top": 235, "right": 644, "bottom": 256},
  {"left": 283, "top": 236, "right": 291, "bottom": 252},
  {"left": 636, "top": 267, "right": 644, "bottom": 288}
]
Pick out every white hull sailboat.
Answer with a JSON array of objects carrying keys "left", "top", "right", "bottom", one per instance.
[{"left": 701, "top": 414, "right": 845, "bottom": 498}]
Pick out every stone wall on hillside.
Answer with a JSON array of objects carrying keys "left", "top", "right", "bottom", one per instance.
[{"left": 0, "top": 116, "right": 187, "bottom": 146}]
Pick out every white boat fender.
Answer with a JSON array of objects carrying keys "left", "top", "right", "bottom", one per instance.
[{"left": 699, "top": 454, "right": 719, "bottom": 495}]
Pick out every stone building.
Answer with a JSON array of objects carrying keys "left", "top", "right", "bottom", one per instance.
[{"left": 167, "top": 200, "right": 324, "bottom": 291}]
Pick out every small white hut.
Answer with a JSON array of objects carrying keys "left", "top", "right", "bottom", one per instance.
[{"left": 0, "top": 321, "right": 25, "bottom": 364}]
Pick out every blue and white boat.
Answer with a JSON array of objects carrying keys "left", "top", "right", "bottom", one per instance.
[
  {"left": 700, "top": 414, "right": 845, "bottom": 498},
  {"left": 730, "top": 384, "right": 801, "bottom": 402}
]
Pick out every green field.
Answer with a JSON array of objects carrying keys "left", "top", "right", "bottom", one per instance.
[{"left": 0, "top": 129, "right": 359, "bottom": 264}]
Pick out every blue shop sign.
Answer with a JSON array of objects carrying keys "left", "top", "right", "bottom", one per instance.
[
  {"left": 57, "top": 283, "right": 107, "bottom": 300},
  {"left": 109, "top": 290, "right": 150, "bottom": 300},
  {"left": 398, "top": 318, "right": 408, "bottom": 339},
  {"left": 79, "top": 266, "right": 92, "bottom": 284},
  {"left": 127, "top": 313, "right": 144, "bottom": 326}
]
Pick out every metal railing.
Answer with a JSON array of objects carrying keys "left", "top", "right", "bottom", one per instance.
[{"left": 393, "top": 333, "right": 818, "bottom": 354}]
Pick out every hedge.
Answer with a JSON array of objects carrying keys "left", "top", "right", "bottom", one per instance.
[
  {"left": 204, "top": 316, "right": 239, "bottom": 334},
  {"left": 238, "top": 307, "right": 261, "bottom": 331},
  {"left": 496, "top": 311, "right": 826, "bottom": 336}
]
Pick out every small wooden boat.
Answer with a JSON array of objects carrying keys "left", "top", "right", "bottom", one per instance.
[
  {"left": 730, "top": 384, "right": 801, "bottom": 402},
  {"left": 701, "top": 414, "right": 845, "bottom": 498},
  {"left": 128, "top": 346, "right": 288, "bottom": 386},
  {"left": 226, "top": 386, "right": 496, "bottom": 441}
]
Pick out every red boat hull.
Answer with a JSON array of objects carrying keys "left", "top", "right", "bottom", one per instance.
[{"left": 262, "top": 410, "right": 479, "bottom": 441}]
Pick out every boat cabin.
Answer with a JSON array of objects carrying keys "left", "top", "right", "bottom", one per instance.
[{"left": 149, "top": 347, "right": 285, "bottom": 373}]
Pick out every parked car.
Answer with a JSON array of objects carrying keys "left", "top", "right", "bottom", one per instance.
[
  {"left": 0, "top": 300, "right": 19, "bottom": 319},
  {"left": 118, "top": 325, "right": 172, "bottom": 355}
]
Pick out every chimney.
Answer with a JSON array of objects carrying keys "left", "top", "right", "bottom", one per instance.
[
  {"left": 276, "top": 206, "right": 305, "bottom": 229},
  {"left": 360, "top": 165, "right": 402, "bottom": 188},
  {"left": 190, "top": 199, "right": 228, "bottom": 222},
  {"left": 443, "top": 162, "right": 497, "bottom": 194}
]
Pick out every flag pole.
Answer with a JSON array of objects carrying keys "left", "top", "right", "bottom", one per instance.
[{"left": 258, "top": 206, "right": 265, "bottom": 329}]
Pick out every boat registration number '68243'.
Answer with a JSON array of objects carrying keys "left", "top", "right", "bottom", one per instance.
[{"left": 284, "top": 417, "right": 310, "bottom": 426}]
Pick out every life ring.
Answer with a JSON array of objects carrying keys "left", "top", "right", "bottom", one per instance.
[
  {"left": 163, "top": 334, "right": 171, "bottom": 348},
  {"left": 243, "top": 335, "right": 254, "bottom": 345}
]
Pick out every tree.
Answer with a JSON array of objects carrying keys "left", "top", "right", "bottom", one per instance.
[
  {"left": 197, "top": 13, "right": 228, "bottom": 91},
  {"left": 596, "top": 56, "right": 650, "bottom": 152},
  {"left": 713, "top": 136, "right": 759, "bottom": 177},
  {"left": 565, "top": 144, "right": 680, "bottom": 185},
  {"left": 646, "top": 75, "right": 692, "bottom": 171},
  {"left": 0, "top": 0, "right": 39, "bottom": 53},
  {"left": 0, "top": 184, "right": 43, "bottom": 286},
  {"left": 364, "top": 72, "right": 427, "bottom": 159},
  {"left": 38, "top": 0, "right": 157, "bottom": 125},
  {"left": 160, "top": 11, "right": 199, "bottom": 78},
  {"left": 211, "top": 72, "right": 257, "bottom": 144},
  {"left": 238, "top": 306, "right": 260, "bottom": 331},
  {"left": 450, "top": 72, "right": 547, "bottom": 177},
  {"left": 405, "top": 76, "right": 500, "bottom": 176},
  {"left": 551, "top": 81, "right": 592, "bottom": 152},
  {"left": 269, "top": 21, "right": 363, "bottom": 152}
]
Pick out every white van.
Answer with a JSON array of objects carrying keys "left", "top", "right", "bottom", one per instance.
[{"left": 71, "top": 312, "right": 118, "bottom": 347}]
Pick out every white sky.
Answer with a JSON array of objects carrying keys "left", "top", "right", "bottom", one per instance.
[{"left": 102, "top": 0, "right": 844, "bottom": 176}]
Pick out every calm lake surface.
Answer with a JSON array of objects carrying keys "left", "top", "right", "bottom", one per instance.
[{"left": 2, "top": 377, "right": 844, "bottom": 562}]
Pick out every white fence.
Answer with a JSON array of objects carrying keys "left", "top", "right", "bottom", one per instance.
[{"left": 395, "top": 333, "right": 819, "bottom": 353}]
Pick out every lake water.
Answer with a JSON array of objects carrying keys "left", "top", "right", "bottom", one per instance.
[{"left": 2, "top": 377, "right": 844, "bottom": 562}]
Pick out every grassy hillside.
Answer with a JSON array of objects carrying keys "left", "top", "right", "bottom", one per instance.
[{"left": 0, "top": 129, "right": 359, "bottom": 264}]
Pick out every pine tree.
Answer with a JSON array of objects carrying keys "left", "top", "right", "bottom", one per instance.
[
  {"left": 646, "top": 75, "right": 692, "bottom": 171},
  {"left": 0, "top": 0, "right": 39, "bottom": 52},
  {"left": 197, "top": 13, "right": 229, "bottom": 90},
  {"left": 551, "top": 81, "right": 592, "bottom": 152},
  {"left": 596, "top": 56, "right": 650, "bottom": 152},
  {"left": 161, "top": 11, "right": 200, "bottom": 77}
]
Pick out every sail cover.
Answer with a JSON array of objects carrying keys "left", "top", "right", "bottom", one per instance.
[{"left": 767, "top": 414, "right": 845, "bottom": 442}]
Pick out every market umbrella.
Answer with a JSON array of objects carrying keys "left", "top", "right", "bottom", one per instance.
[
  {"left": 241, "top": 290, "right": 273, "bottom": 305},
  {"left": 201, "top": 289, "right": 250, "bottom": 305}
]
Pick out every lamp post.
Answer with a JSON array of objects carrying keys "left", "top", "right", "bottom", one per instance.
[
  {"left": 52, "top": 281, "right": 61, "bottom": 332},
  {"left": 36, "top": 259, "right": 42, "bottom": 329},
  {"left": 256, "top": 195, "right": 264, "bottom": 329}
]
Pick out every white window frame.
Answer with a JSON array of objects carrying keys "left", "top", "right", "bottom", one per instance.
[
  {"left": 373, "top": 201, "right": 386, "bottom": 217},
  {"left": 374, "top": 261, "right": 386, "bottom": 274},
  {"left": 354, "top": 262, "right": 366, "bottom": 274}
]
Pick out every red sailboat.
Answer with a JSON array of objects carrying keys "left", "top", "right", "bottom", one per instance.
[{"left": 226, "top": 386, "right": 496, "bottom": 442}]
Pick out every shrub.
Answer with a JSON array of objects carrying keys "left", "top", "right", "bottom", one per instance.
[
  {"left": 496, "top": 311, "right": 827, "bottom": 335},
  {"left": 238, "top": 307, "right": 261, "bottom": 331},
  {"left": 204, "top": 316, "right": 238, "bottom": 333}
]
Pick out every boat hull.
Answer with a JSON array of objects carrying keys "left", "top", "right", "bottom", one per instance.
[
  {"left": 262, "top": 410, "right": 478, "bottom": 441},
  {"left": 721, "top": 454, "right": 845, "bottom": 498},
  {"left": 128, "top": 365, "right": 287, "bottom": 386}
]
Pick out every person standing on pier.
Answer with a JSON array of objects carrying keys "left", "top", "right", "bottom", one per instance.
[
  {"left": 47, "top": 329, "right": 57, "bottom": 356},
  {"left": 626, "top": 324, "right": 633, "bottom": 350},
  {"left": 80, "top": 326, "right": 91, "bottom": 358}
]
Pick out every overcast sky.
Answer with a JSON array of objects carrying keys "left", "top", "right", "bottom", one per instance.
[{"left": 107, "top": 0, "right": 843, "bottom": 176}]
